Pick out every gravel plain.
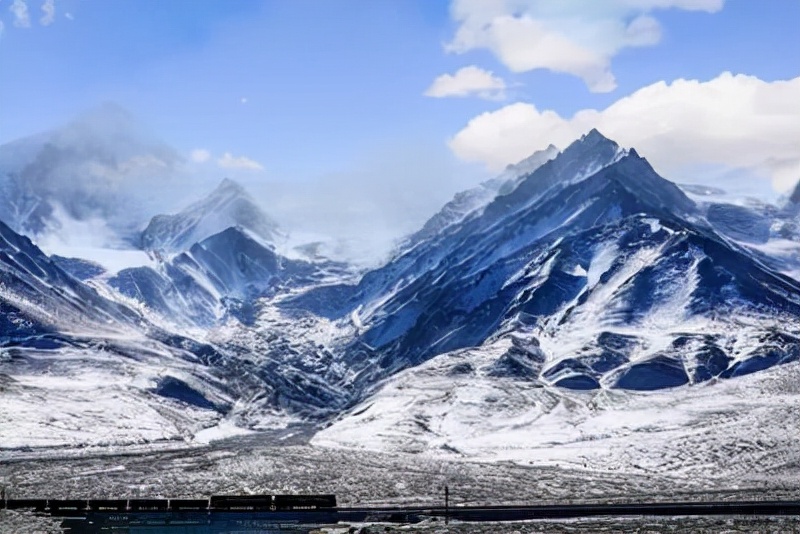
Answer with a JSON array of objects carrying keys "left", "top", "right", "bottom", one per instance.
[{"left": 2, "top": 430, "right": 800, "bottom": 533}]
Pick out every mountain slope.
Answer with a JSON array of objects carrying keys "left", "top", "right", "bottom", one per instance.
[
  {"left": 314, "top": 340, "right": 800, "bottom": 482},
  {"left": 397, "top": 144, "right": 559, "bottom": 253},
  {"left": 112, "top": 226, "right": 321, "bottom": 326},
  {"left": 0, "top": 218, "right": 263, "bottom": 448},
  {"left": 0, "top": 219, "right": 140, "bottom": 341}
]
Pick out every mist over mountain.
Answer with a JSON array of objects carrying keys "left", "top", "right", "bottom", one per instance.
[{"left": 0, "top": 103, "right": 184, "bottom": 242}]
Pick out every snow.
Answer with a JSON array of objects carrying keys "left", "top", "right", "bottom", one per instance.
[
  {"left": 314, "top": 342, "right": 800, "bottom": 481},
  {"left": 193, "top": 420, "right": 255, "bottom": 444},
  {"left": 586, "top": 241, "right": 617, "bottom": 288},
  {"left": 0, "top": 343, "right": 226, "bottom": 451}
]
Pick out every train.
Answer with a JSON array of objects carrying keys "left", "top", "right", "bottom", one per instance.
[{"left": 1, "top": 494, "right": 337, "bottom": 514}]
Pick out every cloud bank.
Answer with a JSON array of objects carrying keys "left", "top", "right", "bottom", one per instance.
[
  {"left": 425, "top": 66, "right": 507, "bottom": 100},
  {"left": 449, "top": 73, "right": 800, "bottom": 193},
  {"left": 446, "top": 0, "right": 725, "bottom": 92},
  {"left": 217, "top": 152, "right": 264, "bottom": 171}
]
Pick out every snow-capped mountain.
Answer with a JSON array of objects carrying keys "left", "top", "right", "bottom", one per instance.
[
  {"left": 288, "top": 130, "right": 800, "bottom": 399},
  {"left": 311, "top": 140, "right": 800, "bottom": 467},
  {"left": 110, "top": 178, "right": 346, "bottom": 328},
  {"left": 141, "top": 178, "right": 283, "bottom": 253}
]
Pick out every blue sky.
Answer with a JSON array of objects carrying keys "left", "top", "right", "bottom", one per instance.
[{"left": 1, "top": 0, "right": 799, "bottom": 251}]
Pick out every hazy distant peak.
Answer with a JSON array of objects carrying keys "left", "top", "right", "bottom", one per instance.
[
  {"left": 73, "top": 101, "right": 137, "bottom": 127},
  {"left": 140, "top": 178, "right": 282, "bottom": 253},
  {"left": 790, "top": 179, "right": 800, "bottom": 204},
  {"left": 213, "top": 177, "right": 248, "bottom": 196},
  {"left": 58, "top": 102, "right": 159, "bottom": 147},
  {"left": 0, "top": 104, "right": 185, "bottom": 240}
]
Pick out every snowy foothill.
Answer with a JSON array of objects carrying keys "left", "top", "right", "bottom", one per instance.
[
  {"left": 0, "top": 345, "right": 227, "bottom": 452},
  {"left": 313, "top": 339, "right": 800, "bottom": 485}
]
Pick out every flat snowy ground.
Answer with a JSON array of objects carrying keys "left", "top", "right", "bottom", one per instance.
[
  {"left": 2, "top": 425, "right": 800, "bottom": 532},
  {"left": 2, "top": 436, "right": 800, "bottom": 532}
]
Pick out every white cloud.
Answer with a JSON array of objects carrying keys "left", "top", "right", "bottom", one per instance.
[
  {"left": 217, "top": 152, "right": 264, "bottom": 171},
  {"left": 448, "top": 73, "right": 800, "bottom": 194},
  {"left": 0, "top": 20, "right": 5, "bottom": 37},
  {"left": 65, "top": 11, "right": 73, "bottom": 20},
  {"left": 40, "top": 0, "right": 55, "bottom": 26},
  {"left": 10, "top": 0, "right": 31, "bottom": 28},
  {"left": 425, "top": 65, "right": 508, "bottom": 100},
  {"left": 446, "top": 0, "right": 725, "bottom": 92},
  {"left": 240, "top": 97, "right": 248, "bottom": 104},
  {"left": 190, "top": 148, "right": 211, "bottom": 163}
]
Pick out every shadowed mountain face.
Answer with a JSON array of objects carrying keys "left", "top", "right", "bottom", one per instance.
[{"left": 0, "top": 219, "right": 140, "bottom": 345}]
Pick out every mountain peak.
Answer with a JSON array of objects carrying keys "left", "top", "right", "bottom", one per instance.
[
  {"left": 213, "top": 178, "right": 248, "bottom": 197},
  {"left": 790, "top": 179, "right": 800, "bottom": 204},
  {"left": 580, "top": 128, "right": 615, "bottom": 146},
  {"left": 218, "top": 177, "right": 243, "bottom": 189}
]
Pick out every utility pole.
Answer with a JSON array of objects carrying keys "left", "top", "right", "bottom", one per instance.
[{"left": 445, "top": 485, "right": 449, "bottom": 525}]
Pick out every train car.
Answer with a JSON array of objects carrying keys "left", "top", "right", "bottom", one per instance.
[
  {"left": 209, "top": 494, "right": 337, "bottom": 511},
  {"left": 169, "top": 498, "right": 209, "bottom": 511},
  {"left": 273, "top": 494, "right": 337, "bottom": 510},
  {"left": 127, "top": 499, "right": 169, "bottom": 511},
  {"left": 88, "top": 499, "right": 129, "bottom": 511},
  {"left": 209, "top": 494, "right": 272, "bottom": 511},
  {"left": 47, "top": 499, "right": 89, "bottom": 514},
  {"left": 4, "top": 499, "right": 48, "bottom": 512}
]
